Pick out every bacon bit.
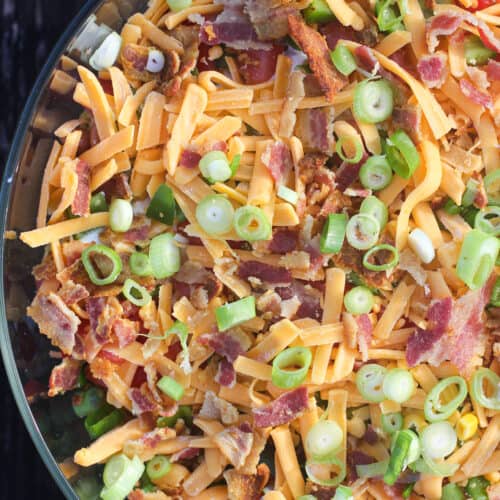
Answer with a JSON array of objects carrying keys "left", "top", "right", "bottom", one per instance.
[
  {"left": 198, "top": 331, "right": 248, "bottom": 362},
  {"left": 261, "top": 141, "right": 292, "bottom": 183},
  {"left": 24, "top": 379, "right": 46, "bottom": 402},
  {"left": 71, "top": 160, "right": 91, "bottom": 216},
  {"left": 407, "top": 277, "right": 495, "bottom": 374},
  {"left": 33, "top": 253, "right": 57, "bottom": 282},
  {"left": 179, "top": 149, "right": 201, "bottom": 169},
  {"left": 472, "top": 172, "right": 488, "bottom": 209},
  {"left": 170, "top": 447, "right": 201, "bottom": 463},
  {"left": 288, "top": 14, "right": 347, "bottom": 102},
  {"left": 268, "top": 229, "right": 299, "bottom": 254},
  {"left": 122, "top": 44, "right": 180, "bottom": 83},
  {"left": 199, "top": 390, "right": 239, "bottom": 425},
  {"left": 237, "top": 46, "right": 284, "bottom": 84},
  {"left": 389, "top": 45, "right": 419, "bottom": 78},
  {"left": 176, "top": 261, "right": 213, "bottom": 284},
  {"left": 27, "top": 292, "right": 80, "bottom": 355},
  {"left": 87, "top": 296, "right": 122, "bottom": 345},
  {"left": 122, "top": 222, "right": 151, "bottom": 245},
  {"left": 215, "top": 358, "right": 237, "bottom": 388},
  {"left": 48, "top": 357, "right": 82, "bottom": 397},
  {"left": 356, "top": 313, "right": 373, "bottom": 362},
  {"left": 128, "top": 386, "right": 158, "bottom": 415},
  {"left": 197, "top": 43, "right": 217, "bottom": 72},
  {"left": 58, "top": 280, "right": 89, "bottom": 306},
  {"left": 101, "top": 173, "right": 133, "bottom": 202},
  {"left": 238, "top": 260, "right": 292, "bottom": 284},
  {"left": 459, "top": 78, "right": 493, "bottom": 108},
  {"left": 252, "top": 386, "right": 309, "bottom": 428},
  {"left": 246, "top": 0, "right": 294, "bottom": 41},
  {"left": 214, "top": 425, "right": 254, "bottom": 469},
  {"left": 466, "top": 65, "right": 490, "bottom": 92},
  {"left": 335, "top": 155, "right": 368, "bottom": 192},
  {"left": 113, "top": 318, "right": 137, "bottom": 348},
  {"left": 321, "top": 19, "right": 358, "bottom": 50},
  {"left": 363, "top": 425, "right": 379, "bottom": 445},
  {"left": 355, "top": 45, "right": 379, "bottom": 72},
  {"left": 62, "top": 240, "right": 89, "bottom": 267},
  {"left": 392, "top": 106, "right": 422, "bottom": 144},
  {"left": 417, "top": 52, "right": 448, "bottom": 88},
  {"left": 131, "top": 366, "right": 147, "bottom": 388},
  {"left": 276, "top": 281, "right": 323, "bottom": 321},
  {"left": 486, "top": 59, "right": 500, "bottom": 81},
  {"left": 295, "top": 107, "right": 335, "bottom": 155},
  {"left": 99, "top": 350, "right": 125, "bottom": 365},
  {"left": 224, "top": 463, "right": 270, "bottom": 500}
]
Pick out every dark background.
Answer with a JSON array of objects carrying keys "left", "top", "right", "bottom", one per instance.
[{"left": 0, "top": 0, "right": 85, "bottom": 498}]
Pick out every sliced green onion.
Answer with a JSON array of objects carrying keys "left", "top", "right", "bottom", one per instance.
[
  {"left": 72, "top": 387, "right": 105, "bottom": 418},
  {"left": 149, "top": 233, "right": 180, "bottom": 279},
  {"left": 233, "top": 206, "right": 271, "bottom": 242},
  {"left": 424, "top": 376, "right": 468, "bottom": 422},
  {"left": 490, "top": 277, "right": 500, "bottom": 307},
  {"left": 103, "top": 454, "right": 130, "bottom": 487},
  {"left": 306, "top": 420, "right": 343, "bottom": 461},
  {"left": 146, "top": 455, "right": 171, "bottom": 480},
  {"left": 356, "top": 364, "right": 387, "bottom": 403},
  {"left": 420, "top": 421, "right": 457, "bottom": 460},
  {"left": 381, "top": 412, "right": 403, "bottom": 435},
  {"left": 305, "top": 456, "right": 346, "bottom": 487},
  {"left": 73, "top": 476, "right": 101, "bottom": 499},
  {"left": 362, "top": 244, "right": 399, "bottom": 272},
  {"left": 229, "top": 154, "right": 241, "bottom": 177},
  {"left": 333, "top": 485, "right": 353, "bottom": 500},
  {"left": 336, "top": 136, "right": 363, "bottom": 164},
  {"left": 157, "top": 405, "right": 192, "bottom": 428},
  {"left": 109, "top": 198, "right": 134, "bottom": 233},
  {"left": 303, "top": 0, "right": 336, "bottom": 23},
  {"left": 166, "top": 0, "right": 192, "bottom": 13},
  {"left": 165, "top": 321, "right": 191, "bottom": 374},
  {"left": 129, "top": 252, "right": 153, "bottom": 277},
  {"left": 346, "top": 213, "right": 380, "bottom": 250},
  {"left": 462, "top": 205, "right": 480, "bottom": 227},
  {"left": 157, "top": 375, "right": 184, "bottom": 401},
  {"left": 359, "top": 156, "right": 393, "bottom": 191},
  {"left": 344, "top": 286, "right": 374, "bottom": 314},
  {"left": 386, "top": 129, "right": 420, "bottom": 180},
  {"left": 101, "top": 455, "right": 145, "bottom": 500},
  {"left": 408, "top": 228, "right": 435, "bottom": 264},
  {"left": 475, "top": 206, "right": 500, "bottom": 236},
  {"left": 146, "top": 184, "right": 176, "bottom": 225},
  {"left": 402, "top": 483, "right": 414, "bottom": 499},
  {"left": 122, "top": 278, "right": 151, "bottom": 307},
  {"left": 375, "top": 0, "right": 405, "bottom": 32},
  {"left": 196, "top": 194, "right": 234, "bottom": 235},
  {"left": 199, "top": 151, "right": 232, "bottom": 183},
  {"left": 484, "top": 169, "right": 500, "bottom": 206},
  {"left": 359, "top": 195, "right": 388, "bottom": 230},
  {"left": 383, "top": 368, "right": 415, "bottom": 403},
  {"left": 456, "top": 229, "right": 499, "bottom": 290},
  {"left": 320, "top": 213, "right": 347, "bottom": 254},
  {"left": 462, "top": 178, "right": 480, "bottom": 207},
  {"left": 466, "top": 476, "right": 490, "bottom": 500},
  {"left": 391, "top": 429, "right": 421, "bottom": 466},
  {"left": 353, "top": 80, "right": 394, "bottom": 124},
  {"left": 90, "top": 192, "right": 108, "bottom": 213},
  {"left": 471, "top": 367, "right": 500, "bottom": 410},
  {"left": 444, "top": 198, "right": 461, "bottom": 215},
  {"left": 82, "top": 244, "right": 123, "bottom": 286},
  {"left": 330, "top": 44, "right": 357, "bottom": 76},
  {"left": 272, "top": 346, "right": 312, "bottom": 389},
  {"left": 85, "top": 405, "right": 124, "bottom": 440},
  {"left": 384, "top": 429, "right": 413, "bottom": 485},
  {"left": 89, "top": 32, "right": 122, "bottom": 71},
  {"left": 215, "top": 296, "right": 256, "bottom": 331},
  {"left": 442, "top": 483, "right": 465, "bottom": 500},
  {"left": 277, "top": 185, "right": 299, "bottom": 205},
  {"left": 356, "top": 459, "right": 389, "bottom": 478},
  {"left": 465, "top": 35, "right": 496, "bottom": 66},
  {"left": 413, "top": 453, "right": 459, "bottom": 477}
]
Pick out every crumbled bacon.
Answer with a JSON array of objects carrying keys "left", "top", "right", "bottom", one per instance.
[
  {"left": 261, "top": 141, "right": 292, "bottom": 183},
  {"left": 486, "top": 59, "right": 500, "bottom": 81},
  {"left": 276, "top": 281, "right": 323, "bottom": 321},
  {"left": 198, "top": 331, "right": 248, "bottom": 362},
  {"left": 407, "top": 277, "right": 495, "bottom": 374},
  {"left": 101, "top": 173, "right": 133, "bottom": 202},
  {"left": 122, "top": 44, "right": 180, "bottom": 83},
  {"left": 170, "top": 447, "right": 201, "bottom": 463},
  {"left": 268, "top": 229, "right": 299, "bottom": 254},
  {"left": 72, "top": 160, "right": 91, "bottom": 217},
  {"left": 87, "top": 296, "right": 123, "bottom": 345},
  {"left": 238, "top": 260, "right": 292, "bottom": 284},
  {"left": 28, "top": 292, "right": 80, "bottom": 355},
  {"left": 356, "top": 313, "right": 373, "bottom": 362},
  {"left": 113, "top": 318, "right": 137, "bottom": 348},
  {"left": 253, "top": 386, "right": 309, "bottom": 427},
  {"left": 355, "top": 45, "right": 379, "bottom": 72},
  {"left": 57, "top": 280, "right": 89, "bottom": 306},
  {"left": 335, "top": 155, "right": 368, "bottom": 192},
  {"left": 224, "top": 463, "right": 270, "bottom": 500},
  {"left": 199, "top": 390, "right": 239, "bottom": 425},
  {"left": 295, "top": 107, "right": 335, "bottom": 155},
  {"left": 215, "top": 358, "right": 237, "bottom": 388},
  {"left": 179, "top": 149, "right": 201, "bottom": 169},
  {"left": 288, "top": 14, "right": 347, "bottom": 102},
  {"left": 237, "top": 46, "right": 284, "bottom": 84},
  {"left": 245, "top": 0, "right": 294, "bottom": 41},
  {"left": 48, "top": 357, "right": 82, "bottom": 397},
  {"left": 33, "top": 253, "right": 57, "bottom": 283},
  {"left": 129, "top": 386, "right": 158, "bottom": 415},
  {"left": 392, "top": 106, "right": 423, "bottom": 144},
  {"left": 417, "top": 52, "right": 448, "bottom": 88},
  {"left": 214, "top": 425, "right": 254, "bottom": 469},
  {"left": 459, "top": 78, "right": 493, "bottom": 108}
]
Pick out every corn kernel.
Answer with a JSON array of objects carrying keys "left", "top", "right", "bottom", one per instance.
[
  {"left": 404, "top": 413, "right": 427, "bottom": 433},
  {"left": 456, "top": 413, "right": 478, "bottom": 441}
]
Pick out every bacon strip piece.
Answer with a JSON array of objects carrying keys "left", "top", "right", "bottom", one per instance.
[
  {"left": 459, "top": 78, "right": 493, "bottom": 109},
  {"left": 28, "top": 292, "right": 80, "bottom": 355},
  {"left": 392, "top": 106, "right": 422, "bottom": 144},
  {"left": 268, "top": 229, "right": 299, "bottom": 255},
  {"left": 288, "top": 14, "right": 347, "bottom": 102},
  {"left": 417, "top": 52, "right": 448, "bottom": 89},
  {"left": 261, "top": 141, "right": 292, "bottom": 184},
  {"left": 238, "top": 260, "right": 292, "bottom": 284},
  {"left": 253, "top": 386, "right": 308, "bottom": 428},
  {"left": 214, "top": 425, "right": 254, "bottom": 469},
  {"left": 406, "top": 277, "right": 495, "bottom": 374},
  {"left": 295, "top": 107, "right": 335, "bottom": 155},
  {"left": 215, "top": 358, "right": 237, "bottom": 388},
  {"left": 224, "top": 464, "right": 270, "bottom": 500},
  {"left": 199, "top": 390, "right": 239, "bottom": 424},
  {"left": 58, "top": 280, "right": 89, "bottom": 306},
  {"left": 237, "top": 46, "right": 283, "bottom": 84},
  {"left": 356, "top": 313, "right": 373, "bottom": 362},
  {"left": 48, "top": 357, "right": 82, "bottom": 397},
  {"left": 72, "top": 160, "right": 91, "bottom": 217},
  {"left": 486, "top": 60, "right": 500, "bottom": 81},
  {"left": 113, "top": 318, "right": 137, "bottom": 348},
  {"left": 198, "top": 331, "right": 249, "bottom": 362}
]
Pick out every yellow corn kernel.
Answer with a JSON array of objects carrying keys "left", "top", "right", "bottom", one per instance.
[
  {"left": 404, "top": 413, "right": 427, "bottom": 433},
  {"left": 485, "top": 472, "right": 500, "bottom": 484},
  {"left": 456, "top": 413, "right": 478, "bottom": 441}
]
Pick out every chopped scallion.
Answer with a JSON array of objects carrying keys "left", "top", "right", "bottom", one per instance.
[
  {"left": 356, "top": 364, "right": 387, "bottom": 402},
  {"left": 344, "top": 286, "right": 374, "bottom": 314},
  {"left": 233, "top": 206, "right": 271, "bottom": 242},
  {"left": 81, "top": 244, "right": 123, "bottom": 286},
  {"left": 383, "top": 368, "right": 415, "bottom": 403},
  {"left": 157, "top": 376, "right": 184, "bottom": 401},
  {"left": 272, "top": 346, "right": 312, "bottom": 389},
  {"left": 146, "top": 184, "right": 176, "bottom": 225},
  {"left": 149, "top": 233, "right": 181, "bottom": 279},
  {"left": 199, "top": 151, "right": 232, "bottom": 183},
  {"left": 330, "top": 44, "right": 357, "bottom": 76},
  {"left": 386, "top": 129, "right": 420, "bottom": 180},
  {"left": 129, "top": 252, "right": 153, "bottom": 277},
  {"left": 359, "top": 156, "right": 393, "bottom": 191},
  {"left": 215, "top": 296, "right": 256, "bottom": 331},
  {"left": 424, "top": 376, "right": 468, "bottom": 422},
  {"left": 146, "top": 456, "right": 171, "bottom": 481},
  {"left": 320, "top": 213, "right": 347, "bottom": 254},
  {"left": 196, "top": 194, "right": 234, "bottom": 235},
  {"left": 362, "top": 244, "right": 399, "bottom": 271},
  {"left": 359, "top": 195, "right": 388, "bottom": 230},
  {"left": 471, "top": 367, "right": 500, "bottom": 410},
  {"left": 353, "top": 79, "right": 394, "bottom": 124},
  {"left": 122, "top": 278, "right": 151, "bottom": 307},
  {"left": 346, "top": 213, "right": 380, "bottom": 250},
  {"left": 109, "top": 198, "right": 134, "bottom": 233}
]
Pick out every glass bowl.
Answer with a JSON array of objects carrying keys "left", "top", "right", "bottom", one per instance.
[{"left": 0, "top": 1, "right": 147, "bottom": 497}]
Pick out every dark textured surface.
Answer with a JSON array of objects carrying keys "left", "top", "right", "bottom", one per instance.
[{"left": 0, "top": 0, "right": 85, "bottom": 498}]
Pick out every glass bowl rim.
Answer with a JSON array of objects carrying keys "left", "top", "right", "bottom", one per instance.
[{"left": 0, "top": 1, "right": 104, "bottom": 498}]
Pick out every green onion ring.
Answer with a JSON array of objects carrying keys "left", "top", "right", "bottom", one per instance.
[
  {"left": 356, "top": 363, "right": 387, "bottom": 402},
  {"left": 471, "top": 367, "right": 500, "bottom": 410},
  {"left": 122, "top": 278, "right": 151, "bottom": 307},
  {"left": 346, "top": 213, "right": 380, "bottom": 250},
  {"left": 320, "top": 213, "right": 347, "bottom": 254},
  {"left": 336, "top": 136, "right": 363, "bottom": 164},
  {"left": 474, "top": 206, "right": 500, "bottom": 237},
  {"left": 386, "top": 129, "right": 420, "bottom": 180},
  {"left": 381, "top": 412, "right": 403, "bottom": 435},
  {"left": 272, "top": 346, "right": 312, "bottom": 389},
  {"left": 81, "top": 244, "right": 123, "bottom": 286},
  {"left": 362, "top": 244, "right": 399, "bottom": 271},
  {"left": 424, "top": 376, "right": 468, "bottom": 422},
  {"left": 305, "top": 456, "right": 346, "bottom": 487}
]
